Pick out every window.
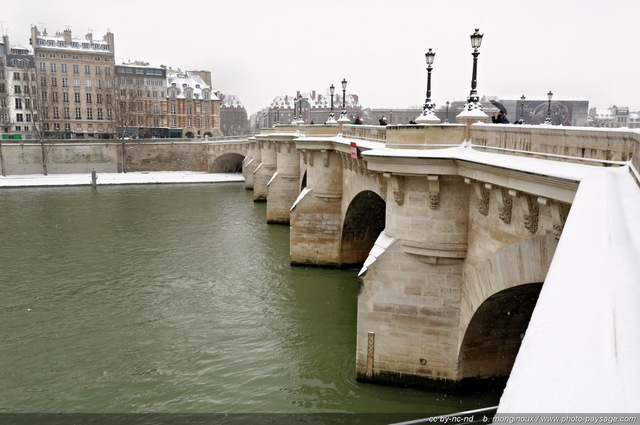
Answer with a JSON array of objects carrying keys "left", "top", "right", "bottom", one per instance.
[
  {"left": 85, "top": 80, "right": 92, "bottom": 88},
  {"left": 51, "top": 77, "right": 58, "bottom": 88},
  {"left": 25, "top": 114, "right": 32, "bottom": 122},
  {"left": 97, "top": 108, "right": 103, "bottom": 120},
  {"left": 84, "top": 65, "right": 91, "bottom": 75},
  {"left": 170, "top": 104, "right": 176, "bottom": 115},
  {"left": 39, "top": 63, "right": 46, "bottom": 72},
  {"left": 187, "top": 104, "right": 192, "bottom": 115},
  {"left": 73, "top": 78, "right": 80, "bottom": 88},
  {"left": 50, "top": 63, "right": 57, "bottom": 72},
  {"left": 53, "top": 107, "right": 59, "bottom": 119},
  {"left": 96, "top": 94, "right": 102, "bottom": 104},
  {"left": 52, "top": 92, "right": 58, "bottom": 102},
  {"left": 95, "top": 66, "right": 101, "bottom": 75},
  {"left": 15, "top": 99, "right": 22, "bottom": 109},
  {"left": 105, "top": 67, "right": 111, "bottom": 76},
  {"left": 75, "top": 93, "right": 81, "bottom": 103},
  {"left": 61, "top": 64, "right": 67, "bottom": 73},
  {"left": 42, "top": 92, "right": 48, "bottom": 102},
  {"left": 87, "top": 108, "right": 93, "bottom": 119},
  {"left": 75, "top": 108, "right": 82, "bottom": 119},
  {"left": 171, "top": 117, "right": 177, "bottom": 127},
  {"left": 73, "top": 64, "right": 79, "bottom": 74},
  {"left": 14, "top": 85, "right": 21, "bottom": 94},
  {"left": 187, "top": 118, "right": 192, "bottom": 127},
  {"left": 62, "top": 77, "right": 68, "bottom": 88},
  {"left": 205, "top": 118, "right": 210, "bottom": 127},
  {"left": 13, "top": 72, "right": 20, "bottom": 80},
  {"left": 40, "top": 76, "right": 47, "bottom": 87},
  {"left": 86, "top": 93, "right": 92, "bottom": 103},
  {"left": 16, "top": 113, "right": 24, "bottom": 122},
  {"left": 64, "top": 107, "right": 70, "bottom": 119}
]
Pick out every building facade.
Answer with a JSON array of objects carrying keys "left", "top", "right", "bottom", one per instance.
[
  {"left": 30, "top": 26, "right": 116, "bottom": 139},
  {"left": 114, "top": 62, "right": 166, "bottom": 138},
  {"left": 1, "top": 35, "right": 36, "bottom": 139},
  {"left": 263, "top": 90, "right": 363, "bottom": 129},
  {"left": 219, "top": 93, "right": 249, "bottom": 137},
  {"left": 165, "top": 70, "right": 221, "bottom": 138}
]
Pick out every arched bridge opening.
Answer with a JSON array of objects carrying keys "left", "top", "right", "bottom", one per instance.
[
  {"left": 340, "top": 190, "right": 386, "bottom": 268},
  {"left": 210, "top": 152, "right": 245, "bottom": 173},
  {"left": 458, "top": 282, "right": 543, "bottom": 387}
]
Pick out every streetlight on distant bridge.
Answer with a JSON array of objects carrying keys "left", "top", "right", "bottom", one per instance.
[
  {"left": 338, "top": 78, "right": 350, "bottom": 124},
  {"left": 326, "top": 84, "right": 337, "bottom": 125},
  {"left": 545, "top": 90, "right": 553, "bottom": 125}
]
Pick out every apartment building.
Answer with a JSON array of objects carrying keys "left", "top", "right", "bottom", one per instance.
[
  {"left": 0, "top": 35, "right": 36, "bottom": 138},
  {"left": 165, "top": 70, "right": 221, "bottom": 138},
  {"left": 30, "top": 26, "right": 115, "bottom": 139},
  {"left": 114, "top": 62, "right": 167, "bottom": 138}
]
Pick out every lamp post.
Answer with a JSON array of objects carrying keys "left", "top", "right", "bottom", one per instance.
[
  {"left": 445, "top": 100, "right": 450, "bottom": 123},
  {"left": 518, "top": 94, "right": 525, "bottom": 124},
  {"left": 545, "top": 90, "right": 553, "bottom": 125},
  {"left": 338, "top": 78, "right": 350, "bottom": 123},
  {"left": 415, "top": 49, "right": 440, "bottom": 124},
  {"left": 465, "top": 28, "right": 484, "bottom": 111},
  {"left": 326, "top": 84, "right": 337, "bottom": 124}
]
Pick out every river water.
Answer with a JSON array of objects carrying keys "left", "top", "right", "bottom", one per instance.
[{"left": 0, "top": 182, "right": 499, "bottom": 419}]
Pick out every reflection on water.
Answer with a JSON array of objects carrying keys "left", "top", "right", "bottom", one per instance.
[{"left": 0, "top": 183, "right": 499, "bottom": 414}]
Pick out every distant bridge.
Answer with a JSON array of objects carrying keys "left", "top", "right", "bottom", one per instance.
[{"left": 242, "top": 116, "right": 640, "bottom": 412}]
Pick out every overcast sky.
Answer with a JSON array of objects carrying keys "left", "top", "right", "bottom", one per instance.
[{"left": 4, "top": 0, "right": 639, "bottom": 115}]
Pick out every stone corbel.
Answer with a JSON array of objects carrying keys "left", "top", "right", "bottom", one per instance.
[
  {"left": 321, "top": 150, "right": 330, "bottom": 167},
  {"left": 427, "top": 175, "right": 440, "bottom": 210},
  {"left": 308, "top": 151, "right": 314, "bottom": 167},
  {"left": 496, "top": 187, "right": 513, "bottom": 224},
  {"left": 301, "top": 150, "right": 308, "bottom": 165},
  {"left": 539, "top": 197, "right": 567, "bottom": 240},
  {"left": 274, "top": 142, "right": 281, "bottom": 153},
  {"left": 474, "top": 182, "right": 491, "bottom": 216},
  {"left": 357, "top": 158, "right": 367, "bottom": 175},
  {"left": 286, "top": 142, "right": 292, "bottom": 154},
  {"left": 385, "top": 173, "right": 405, "bottom": 206},
  {"left": 520, "top": 194, "right": 539, "bottom": 234},
  {"left": 378, "top": 174, "right": 388, "bottom": 202}
]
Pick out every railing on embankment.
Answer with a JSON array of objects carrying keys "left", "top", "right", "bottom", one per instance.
[{"left": 0, "top": 137, "right": 249, "bottom": 176}]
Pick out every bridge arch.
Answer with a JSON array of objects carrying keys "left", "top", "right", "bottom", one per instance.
[
  {"left": 458, "top": 282, "right": 543, "bottom": 381},
  {"left": 457, "top": 234, "right": 557, "bottom": 382},
  {"left": 340, "top": 190, "right": 386, "bottom": 267},
  {"left": 210, "top": 152, "right": 245, "bottom": 173}
]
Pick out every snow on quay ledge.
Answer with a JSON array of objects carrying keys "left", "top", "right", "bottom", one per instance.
[{"left": 0, "top": 172, "right": 244, "bottom": 188}]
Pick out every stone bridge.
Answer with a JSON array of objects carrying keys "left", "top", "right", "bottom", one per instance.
[{"left": 241, "top": 116, "right": 640, "bottom": 403}]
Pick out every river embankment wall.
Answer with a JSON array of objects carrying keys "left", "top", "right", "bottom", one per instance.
[{"left": 0, "top": 139, "right": 244, "bottom": 175}]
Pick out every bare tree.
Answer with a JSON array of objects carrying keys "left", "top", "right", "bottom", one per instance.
[{"left": 110, "top": 72, "right": 147, "bottom": 173}]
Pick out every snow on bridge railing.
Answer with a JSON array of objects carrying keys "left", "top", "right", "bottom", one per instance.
[{"left": 341, "top": 124, "right": 387, "bottom": 143}]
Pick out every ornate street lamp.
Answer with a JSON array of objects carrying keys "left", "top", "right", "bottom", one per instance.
[
  {"left": 518, "top": 94, "right": 526, "bottom": 124},
  {"left": 545, "top": 90, "right": 553, "bottom": 125},
  {"left": 337, "top": 78, "right": 350, "bottom": 123},
  {"left": 415, "top": 48, "right": 440, "bottom": 124},
  {"left": 445, "top": 100, "right": 450, "bottom": 123},
  {"left": 326, "top": 84, "right": 337, "bottom": 124},
  {"left": 464, "top": 28, "right": 484, "bottom": 111}
]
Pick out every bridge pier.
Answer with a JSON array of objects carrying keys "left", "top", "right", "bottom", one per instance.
[
  {"left": 356, "top": 174, "right": 472, "bottom": 387},
  {"left": 266, "top": 134, "right": 301, "bottom": 224},
  {"left": 242, "top": 137, "right": 259, "bottom": 190},
  {"left": 252, "top": 134, "right": 276, "bottom": 202},
  {"left": 290, "top": 145, "right": 345, "bottom": 267}
]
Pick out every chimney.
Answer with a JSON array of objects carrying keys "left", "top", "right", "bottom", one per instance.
[
  {"left": 312, "top": 90, "right": 316, "bottom": 100},
  {"left": 296, "top": 90, "right": 300, "bottom": 98}
]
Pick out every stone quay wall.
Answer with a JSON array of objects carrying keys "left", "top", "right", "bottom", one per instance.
[{"left": 0, "top": 139, "right": 248, "bottom": 175}]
